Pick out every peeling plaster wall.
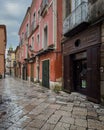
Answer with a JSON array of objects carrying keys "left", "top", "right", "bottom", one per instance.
[{"left": 89, "top": 0, "right": 104, "bottom": 23}]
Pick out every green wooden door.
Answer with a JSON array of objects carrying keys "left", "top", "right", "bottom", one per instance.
[
  {"left": 31, "top": 63, "right": 34, "bottom": 82},
  {"left": 42, "top": 60, "right": 49, "bottom": 88}
]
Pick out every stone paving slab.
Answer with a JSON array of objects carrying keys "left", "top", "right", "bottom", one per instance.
[
  {"left": 0, "top": 77, "right": 104, "bottom": 130},
  {"left": 54, "top": 122, "right": 70, "bottom": 130},
  {"left": 40, "top": 123, "right": 55, "bottom": 130}
]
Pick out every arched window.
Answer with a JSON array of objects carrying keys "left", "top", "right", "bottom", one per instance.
[{"left": 75, "top": 39, "right": 81, "bottom": 47}]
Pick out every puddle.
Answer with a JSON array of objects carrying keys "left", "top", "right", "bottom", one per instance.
[
  {"left": 3, "top": 98, "right": 11, "bottom": 103},
  {"left": 0, "top": 95, "right": 11, "bottom": 118}
]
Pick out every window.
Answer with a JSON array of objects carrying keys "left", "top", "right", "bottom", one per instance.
[
  {"left": 40, "top": 0, "right": 48, "bottom": 16},
  {"left": 26, "top": 24, "right": 28, "bottom": 32},
  {"left": 22, "top": 32, "right": 24, "bottom": 39},
  {"left": 31, "top": 37, "right": 34, "bottom": 50},
  {"left": 33, "top": 12, "right": 36, "bottom": 29},
  {"left": 44, "top": 26, "right": 48, "bottom": 49},
  {"left": 26, "top": 23, "right": 29, "bottom": 36},
  {"left": 38, "top": 9, "right": 40, "bottom": 20},
  {"left": 21, "top": 32, "right": 24, "bottom": 44},
  {"left": 75, "top": 39, "right": 81, "bottom": 47},
  {"left": 37, "top": 34, "right": 39, "bottom": 44}
]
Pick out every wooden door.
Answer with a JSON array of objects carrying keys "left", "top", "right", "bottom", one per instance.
[
  {"left": 42, "top": 60, "right": 49, "bottom": 88},
  {"left": 87, "top": 45, "right": 100, "bottom": 103},
  {"left": 31, "top": 63, "right": 34, "bottom": 82},
  {"left": 63, "top": 55, "right": 71, "bottom": 92},
  {"left": 22, "top": 67, "right": 25, "bottom": 80}
]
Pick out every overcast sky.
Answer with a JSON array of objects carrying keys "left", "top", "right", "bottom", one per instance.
[{"left": 0, "top": 0, "right": 32, "bottom": 50}]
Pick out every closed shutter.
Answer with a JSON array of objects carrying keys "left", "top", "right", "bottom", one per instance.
[
  {"left": 31, "top": 63, "right": 34, "bottom": 82},
  {"left": 63, "top": 55, "right": 71, "bottom": 92},
  {"left": 87, "top": 45, "right": 100, "bottom": 103}
]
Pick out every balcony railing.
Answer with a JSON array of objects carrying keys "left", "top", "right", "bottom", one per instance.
[
  {"left": 63, "top": 2, "right": 89, "bottom": 35},
  {"left": 40, "top": 0, "right": 48, "bottom": 16}
]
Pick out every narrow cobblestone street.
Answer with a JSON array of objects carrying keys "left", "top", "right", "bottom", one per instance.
[{"left": 0, "top": 76, "right": 104, "bottom": 130}]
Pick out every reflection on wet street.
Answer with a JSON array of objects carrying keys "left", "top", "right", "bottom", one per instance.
[
  {"left": 0, "top": 76, "right": 40, "bottom": 130},
  {"left": 0, "top": 76, "right": 104, "bottom": 130}
]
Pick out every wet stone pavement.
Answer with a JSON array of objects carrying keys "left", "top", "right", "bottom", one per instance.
[{"left": 0, "top": 77, "right": 104, "bottom": 130}]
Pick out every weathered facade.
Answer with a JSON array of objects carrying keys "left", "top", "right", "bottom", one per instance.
[
  {"left": 15, "top": 46, "right": 21, "bottom": 78},
  {"left": 18, "top": 0, "right": 62, "bottom": 89},
  {"left": 62, "top": 0, "right": 104, "bottom": 103},
  {"left": 0, "top": 25, "right": 6, "bottom": 78},
  {"left": 19, "top": 7, "right": 30, "bottom": 80}
]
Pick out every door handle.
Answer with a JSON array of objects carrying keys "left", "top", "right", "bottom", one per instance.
[{"left": 67, "top": 79, "right": 70, "bottom": 82}]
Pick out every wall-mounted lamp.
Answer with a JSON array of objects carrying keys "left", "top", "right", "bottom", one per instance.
[{"left": 27, "top": 45, "right": 38, "bottom": 53}]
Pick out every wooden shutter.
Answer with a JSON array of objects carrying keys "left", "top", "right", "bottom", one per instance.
[
  {"left": 63, "top": 55, "right": 71, "bottom": 92},
  {"left": 31, "top": 63, "right": 34, "bottom": 82},
  {"left": 87, "top": 45, "right": 100, "bottom": 103}
]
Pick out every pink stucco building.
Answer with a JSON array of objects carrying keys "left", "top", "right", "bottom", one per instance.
[{"left": 18, "top": 0, "right": 62, "bottom": 89}]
